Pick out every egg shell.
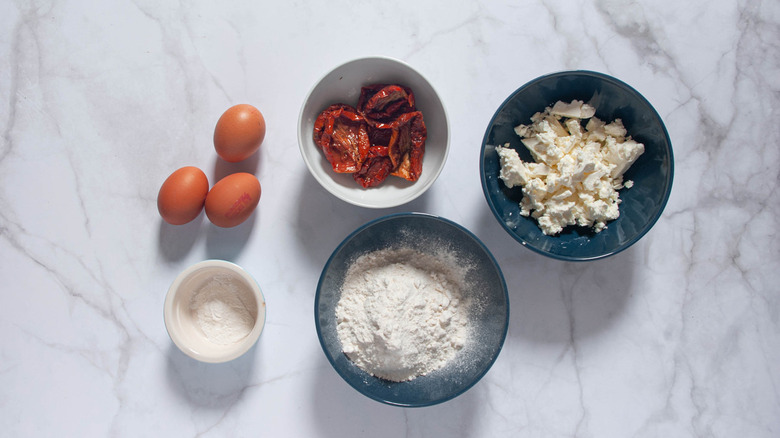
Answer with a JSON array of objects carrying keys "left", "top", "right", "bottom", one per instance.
[
  {"left": 205, "top": 172, "right": 261, "bottom": 228},
  {"left": 213, "top": 104, "right": 266, "bottom": 163},
  {"left": 157, "top": 166, "right": 209, "bottom": 225}
]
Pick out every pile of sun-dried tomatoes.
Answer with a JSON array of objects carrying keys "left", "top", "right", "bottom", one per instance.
[{"left": 313, "top": 84, "right": 427, "bottom": 188}]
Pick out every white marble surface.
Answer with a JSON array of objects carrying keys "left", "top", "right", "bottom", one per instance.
[{"left": 1, "top": 1, "right": 778, "bottom": 436}]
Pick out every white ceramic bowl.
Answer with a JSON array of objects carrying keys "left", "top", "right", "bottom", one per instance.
[
  {"left": 298, "top": 56, "right": 450, "bottom": 208},
  {"left": 164, "top": 260, "right": 266, "bottom": 363}
]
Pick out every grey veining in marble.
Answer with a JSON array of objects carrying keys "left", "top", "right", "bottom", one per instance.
[{"left": 1, "top": 0, "right": 778, "bottom": 436}]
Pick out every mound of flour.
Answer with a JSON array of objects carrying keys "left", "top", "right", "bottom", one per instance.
[
  {"left": 335, "top": 247, "right": 470, "bottom": 382},
  {"left": 190, "top": 276, "right": 255, "bottom": 345}
]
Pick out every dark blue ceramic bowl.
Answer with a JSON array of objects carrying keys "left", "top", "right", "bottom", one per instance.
[
  {"left": 481, "top": 71, "right": 674, "bottom": 261},
  {"left": 315, "top": 213, "right": 509, "bottom": 407}
]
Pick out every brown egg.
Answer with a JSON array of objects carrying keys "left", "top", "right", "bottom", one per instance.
[
  {"left": 205, "top": 172, "right": 261, "bottom": 228},
  {"left": 157, "top": 166, "right": 209, "bottom": 225},
  {"left": 213, "top": 104, "right": 266, "bottom": 163}
]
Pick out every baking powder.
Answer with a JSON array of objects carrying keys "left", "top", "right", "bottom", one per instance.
[
  {"left": 335, "top": 247, "right": 470, "bottom": 382},
  {"left": 190, "top": 276, "right": 255, "bottom": 345}
]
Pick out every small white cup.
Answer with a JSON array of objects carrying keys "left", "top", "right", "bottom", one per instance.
[{"left": 164, "top": 260, "right": 266, "bottom": 363}]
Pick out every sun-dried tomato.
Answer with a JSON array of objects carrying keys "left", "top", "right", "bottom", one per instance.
[
  {"left": 353, "top": 146, "right": 394, "bottom": 188},
  {"left": 357, "top": 84, "right": 416, "bottom": 124},
  {"left": 313, "top": 104, "right": 370, "bottom": 174},
  {"left": 367, "top": 111, "right": 426, "bottom": 182},
  {"left": 389, "top": 111, "right": 426, "bottom": 182},
  {"left": 313, "top": 84, "right": 427, "bottom": 188}
]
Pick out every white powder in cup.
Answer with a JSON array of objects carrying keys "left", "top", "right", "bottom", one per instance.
[{"left": 189, "top": 276, "right": 256, "bottom": 345}]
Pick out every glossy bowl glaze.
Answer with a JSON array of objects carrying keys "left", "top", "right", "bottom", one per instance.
[
  {"left": 298, "top": 57, "right": 449, "bottom": 208},
  {"left": 480, "top": 70, "right": 674, "bottom": 261},
  {"left": 315, "top": 213, "right": 508, "bottom": 407}
]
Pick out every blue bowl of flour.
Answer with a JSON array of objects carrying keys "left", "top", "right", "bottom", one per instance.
[{"left": 315, "top": 213, "right": 509, "bottom": 407}]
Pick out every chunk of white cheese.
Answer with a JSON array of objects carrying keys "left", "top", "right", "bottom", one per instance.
[
  {"left": 550, "top": 100, "right": 597, "bottom": 119},
  {"left": 495, "top": 100, "right": 644, "bottom": 235},
  {"left": 496, "top": 146, "right": 531, "bottom": 188}
]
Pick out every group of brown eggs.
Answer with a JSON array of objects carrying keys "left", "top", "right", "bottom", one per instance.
[{"left": 157, "top": 104, "right": 265, "bottom": 228}]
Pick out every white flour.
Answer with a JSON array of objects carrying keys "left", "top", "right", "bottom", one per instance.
[
  {"left": 190, "top": 276, "right": 255, "bottom": 345},
  {"left": 335, "top": 247, "right": 470, "bottom": 382}
]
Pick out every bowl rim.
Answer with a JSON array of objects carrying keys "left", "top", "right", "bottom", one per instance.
[
  {"left": 479, "top": 69, "right": 675, "bottom": 261},
  {"left": 314, "top": 211, "right": 509, "bottom": 407},
  {"left": 297, "top": 56, "right": 451, "bottom": 209},
  {"left": 163, "top": 259, "right": 267, "bottom": 363}
]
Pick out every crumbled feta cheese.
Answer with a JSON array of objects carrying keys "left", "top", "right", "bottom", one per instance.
[
  {"left": 495, "top": 100, "right": 644, "bottom": 235},
  {"left": 550, "top": 100, "right": 596, "bottom": 119},
  {"left": 496, "top": 146, "right": 530, "bottom": 188}
]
